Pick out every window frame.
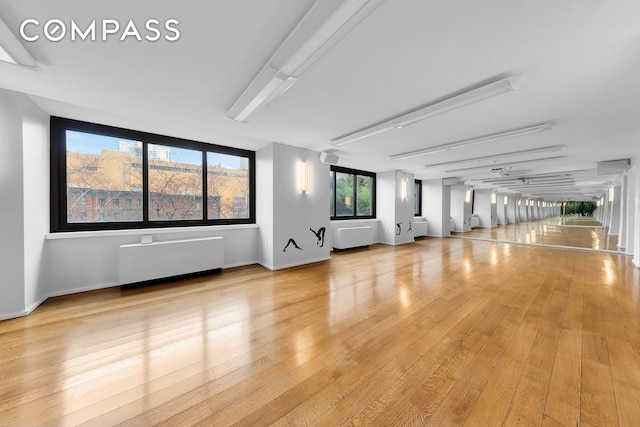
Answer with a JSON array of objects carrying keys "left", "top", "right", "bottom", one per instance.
[
  {"left": 50, "top": 116, "right": 256, "bottom": 232},
  {"left": 329, "top": 165, "right": 376, "bottom": 220},
  {"left": 414, "top": 179, "right": 422, "bottom": 216}
]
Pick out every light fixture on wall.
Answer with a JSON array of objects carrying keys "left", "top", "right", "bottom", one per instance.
[
  {"left": 503, "top": 195, "right": 508, "bottom": 205},
  {"left": 465, "top": 188, "right": 472, "bottom": 203},
  {"left": 392, "top": 125, "right": 554, "bottom": 161},
  {"left": 332, "top": 73, "right": 525, "bottom": 146},
  {"left": 517, "top": 198, "right": 521, "bottom": 206},
  {"left": 226, "top": 0, "right": 385, "bottom": 122},
  {"left": 608, "top": 187, "right": 614, "bottom": 202},
  {"left": 0, "top": 17, "right": 38, "bottom": 68},
  {"left": 299, "top": 161, "right": 311, "bottom": 193},
  {"left": 401, "top": 177, "right": 409, "bottom": 200},
  {"left": 491, "top": 193, "right": 497, "bottom": 204}
]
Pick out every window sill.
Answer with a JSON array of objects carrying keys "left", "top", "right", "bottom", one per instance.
[
  {"left": 45, "top": 224, "right": 259, "bottom": 240},
  {"left": 330, "top": 218, "right": 379, "bottom": 226}
]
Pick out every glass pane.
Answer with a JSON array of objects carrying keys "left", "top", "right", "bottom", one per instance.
[
  {"left": 356, "top": 175, "right": 373, "bottom": 216},
  {"left": 148, "top": 144, "right": 203, "bottom": 221},
  {"left": 66, "top": 130, "right": 143, "bottom": 223},
  {"left": 336, "top": 172, "right": 354, "bottom": 216},
  {"left": 329, "top": 171, "right": 335, "bottom": 217},
  {"left": 207, "top": 152, "right": 250, "bottom": 219},
  {"left": 414, "top": 182, "right": 420, "bottom": 215}
]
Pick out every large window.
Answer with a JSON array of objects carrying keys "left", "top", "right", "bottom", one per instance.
[
  {"left": 51, "top": 117, "right": 255, "bottom": 232},
  {"left": 414, "top": 180, "right": 422, "bottom": 216},
  {"left": 329, "top": 166, "right": 375, "bottom": 220}
]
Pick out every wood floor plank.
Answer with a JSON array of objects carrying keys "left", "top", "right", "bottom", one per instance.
[{"left": 0, "top": 231, "right": 638, "bottom": 425}]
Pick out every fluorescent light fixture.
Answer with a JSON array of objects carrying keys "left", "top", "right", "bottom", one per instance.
[
  {"left": 444, "top": 155, "right": 567, "bottom": 174},
  {"left": 227, "top": 0, "right": 385, "bottom": 122},
  {"left": 421, "top": 144, "right": 561, "bottom": 168},
  {"left": 333, "top": 73, "right": 525, "bottom": 146},
  {"left": 0, "top": 16, "right": 38, "bottom": 68},
  {"left": 393, "top": 123, "right": 553, "bottom": 161},
  {"left": 299, "top": 161, "right": 311, "bottom": 193}
]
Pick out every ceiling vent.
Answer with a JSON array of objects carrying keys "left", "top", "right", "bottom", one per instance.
[{"left": 596, "top": 159, "right": 630, "bottom": 175}]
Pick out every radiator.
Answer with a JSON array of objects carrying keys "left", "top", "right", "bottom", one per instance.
[
  {"left": 119, "top": 236, "right": 224, "bottom": 285},
  {"left": 414, "top": 218, "right": 428, "bottom": 237},
  {"left": 332, "top": 226, "right": 372, "bottom": 250}
]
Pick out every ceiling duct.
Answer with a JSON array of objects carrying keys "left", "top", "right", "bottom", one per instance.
[{"left": 596, "top": 159, "right": 630, "bottom": 175}]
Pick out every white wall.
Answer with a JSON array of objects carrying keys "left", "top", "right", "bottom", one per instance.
[
  {"left": 450, "top": 185, "right": 471, "bottom": 232},
  {"left": 45, "top": 225, "right": 259, "bottom": 296},
  {"left": 618, "top": 175, "right": 628, "bottom": 249},
  {"left": 626, "top": 166, "right": 636, "bottom": 257},
  {"left": 22, "top": 98, "right": 50, "bottom": 312},
  {"left": 423, "top": 179, "right": 450, "bottom": 237},
  {"left": 256, "top": 143, "right": 275, "bottom": 269},
  {"left": 497, "top": 192, "right": 508, "bottom": 225},
  {"left": 258, "top": 143, "right": 330, "bottom": 270},
  {"left": 609, "top": 186, "right": 621, "bottom": 236},
  {"left": 507, "top": 193, "right": 520, "bottom": 224},
  {"left": 0, "top": 89, "right": 27, "bottom": 319},
  {"left": 473, "top": 189, "right": 497, "bottom": 227},
  {"left": 376, "top": 171, "right": 415, "bottom": 245}
]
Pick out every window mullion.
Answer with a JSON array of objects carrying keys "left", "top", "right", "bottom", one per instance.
[
  {"left": 142, "top": 141, "right": 150, "bottom": 223},
  {"left": 202, "top": 151, "right": 208, "bottom": 221}
]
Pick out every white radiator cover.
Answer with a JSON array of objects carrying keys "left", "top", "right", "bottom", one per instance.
[
  {"left": 414, "top": 219, "right": 428, "bottom": 237},
  {"left": 332, "top": 226, "right": 372, "bottom": 250},
  {"left": 119, "top": 236, "right": 223, "bottom": 285}
]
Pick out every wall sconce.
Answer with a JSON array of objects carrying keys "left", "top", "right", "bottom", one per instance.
[
  {"left": 517, "top": 198, "right": 521, "bottom": 206},
  {"left": 299, "top": 161, "right": 310, "bottom": 193},
  {"left": 608, "top": 187, "right": 614, "bottom": 202},
  {"left": 503, "top": 195, "right": 508, "bottom": 205},
  {"left": 401, "top": 178, "right": 408, "bottom": 200},
  {"left": 465, "top": 188, "right": 472, "bottom": 203},
  {"left": 491, "top": 192, "right": 497, "bottom": 204}
]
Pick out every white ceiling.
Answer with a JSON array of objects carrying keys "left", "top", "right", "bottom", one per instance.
[{"left": 1, "top": 0, "right": 639, "bottom": 201}]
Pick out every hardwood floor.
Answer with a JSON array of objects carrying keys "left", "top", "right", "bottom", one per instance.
[
  {"left": 1, "top": 236, "right": 639, "bottom": 426},
  {"left": 453, "top": 217, "right": 621, "bottom": 252}
]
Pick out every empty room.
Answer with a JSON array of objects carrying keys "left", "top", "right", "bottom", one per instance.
[{"left": 1, "top": 1, "right": 640, "bottom": 425}]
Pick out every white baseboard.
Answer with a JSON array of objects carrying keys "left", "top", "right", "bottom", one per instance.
[
  {"left": 48, "top": 281, "right": 120, "bottom": 298},
  {"left": 633, "top": 259, "right": 640, "bottom": 269},
  {"left": 223, "top": 260, "right": 258, "bottom": 269},
  {"left": 25, "top": 295, "right": 48, "bottom": 315},
  {"left": 267, "top": 256, "right": 331, "bottom": 271}
]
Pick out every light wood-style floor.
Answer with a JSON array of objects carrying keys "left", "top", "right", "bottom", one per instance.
[
  {"left": 1, "top": 237, "right": 640, "bottom": 426},
  {"left": 453, "top": 217, "right": 621, "bottom": 252}
]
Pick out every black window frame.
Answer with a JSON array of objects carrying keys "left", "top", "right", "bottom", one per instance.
[
  {"left": 329, "top": 165, "right": 376, "bottom": 220},
  {"left": 50, "top": 116, "right": 256, "bottom": 232},
  {"left": 414, "top": 179, "right": 422, "bottom": 216}
]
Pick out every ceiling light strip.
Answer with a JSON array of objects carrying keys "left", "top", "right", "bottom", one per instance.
[
  {"left": 419, "top": 144, "right": 561, "bottom": 168},
  {"left": 444, "top": 155, "right": 567, "bottom": 174},
  {"left": 391, "top": 123, "right": 552, "bottom": 161},
  {"left": 227, "top": 0, "right": 385, "bottom": 122},
  {"left": 332, "top": 73, "right": 524, "bottom": 146}
]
